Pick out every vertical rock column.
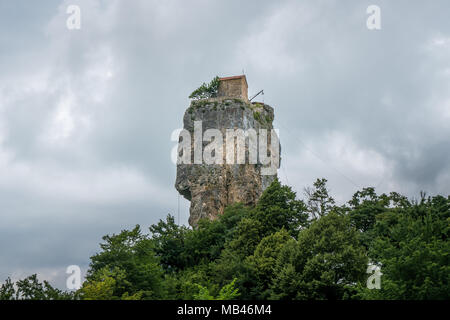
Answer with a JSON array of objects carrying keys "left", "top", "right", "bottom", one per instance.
[{"left": 175, "top": 98, "right": 279, "bottom": 227}]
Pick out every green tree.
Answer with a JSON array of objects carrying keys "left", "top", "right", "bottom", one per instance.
[
  {"left": 211, "top": 217, "right": 261, "bottom": 299},
  {"left": 251, "top": 178, "right": 308, "bottom": 237},
  {"left": 0, "top": 275, "right": 74, "bottom": 300},
  {"left": 246, "top": 229, "right": 292, "bottom": 299},
  {"left": 165, "top": 263, "right": 216, "bottom": 300},
  {"left": 3, "top": 177, "right": 448, "bottom": 301},
  {"left": 78, "top": 267, "right": 142, "bottom": 300},
  {"left": 348, "top": 188, "right": 389, "bottom": 233},
  {"left": 347, "top": 188, "right": 392, "bottom": 248},
  {"left": 304, "top": 178, "right": 336, "bottom": 220},
  {"left": 149, "top": 215, "right": 189, "bottom": 272},
  {"left": 270, "top": 212, "right": 368, "bottom": 300},
  {"left": 183, "top": 203, "right": 250, "bottom": 267},
  {"left": 212, "top": 180, "right": 308, "bottom": 299},
  {"left": 357, "top": 195, "right": 449, "bottom": 299},
  {"left": 189, "top": 76, "right": 220, "bottom": 100},
  {"left": 87, "top": 225, "right": 165, "bottom": 299},
  {"left": 0, "top": 278, "right": 15, "bottom": 300},
  {"left": 193, "top": 278, "right": 240, "bottom": 300}
]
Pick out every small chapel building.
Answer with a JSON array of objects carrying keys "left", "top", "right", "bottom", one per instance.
[{"left": 217, "top": 75, "right": 249, "bottom": 102}]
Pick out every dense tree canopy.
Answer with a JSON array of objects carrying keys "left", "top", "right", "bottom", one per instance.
[{"left": 1, "top": 178, "right": 448, "bottom": 300}]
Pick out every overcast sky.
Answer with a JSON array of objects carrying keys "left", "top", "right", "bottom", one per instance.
[{"left": 0, "top": 0, "right": 449, "bottom": 289}]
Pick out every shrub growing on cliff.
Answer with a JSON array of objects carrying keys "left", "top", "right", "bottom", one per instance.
[{"left": 189, "top": 76, "right": 220, "bottom": 100}]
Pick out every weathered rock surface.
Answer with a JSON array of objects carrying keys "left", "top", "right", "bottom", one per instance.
[{"left": 175, "top": 98, "right": 279, "bottom": 227}]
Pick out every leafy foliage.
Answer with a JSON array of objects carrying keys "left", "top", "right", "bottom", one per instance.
[
  {"left": 304, "top": 178, "right": 336, "bottom": 219},
  {"left": 251, "top": 179, "right": 308, "bottom": 237},
  {"left": 1, "top": 178, "right": 448, "bottom": 300},
  {"left": 193, "top": 278, "right": 240, "bottom": 300},
  {"left": 0, "top": 275, "right": 74, "bottom": 300},
  {"left": 189, "top": 76, "right": 220, "bottom": 100},
  {"left": 86, "top": 225, "right": 165, "bottom": 299},
  {"left": 355, "top": 195, "right": 449, "bottom": 299},
  {"left": 149, "top": 215, "right": 189, "bottom": 272},
  {"left": 270, "top": 212, "right": 367, "bottom": 300},
  {"left": 78, "top": 267, "right": 142, "bottom": 300}
]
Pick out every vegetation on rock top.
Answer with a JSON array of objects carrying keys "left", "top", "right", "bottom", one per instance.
[{"left": 189, "top": 76, "right": 220, "bottom": 100}]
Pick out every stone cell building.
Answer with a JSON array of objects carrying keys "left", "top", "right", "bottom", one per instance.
[{"left": 217, "top": 75, "right": 249, "bottom": 102}]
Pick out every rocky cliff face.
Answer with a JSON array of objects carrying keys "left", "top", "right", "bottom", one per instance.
[{"left": 175, "top": 98, "right": 279, "bottom": 227}]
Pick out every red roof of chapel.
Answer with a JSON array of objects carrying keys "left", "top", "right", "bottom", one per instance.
[{"left": 219, "top": 75, "right": 248, "bottom": 86}]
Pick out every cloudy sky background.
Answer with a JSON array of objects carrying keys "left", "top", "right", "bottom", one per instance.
[{"left": 0, "top": 0, "right": 449, "bottom": 289}]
